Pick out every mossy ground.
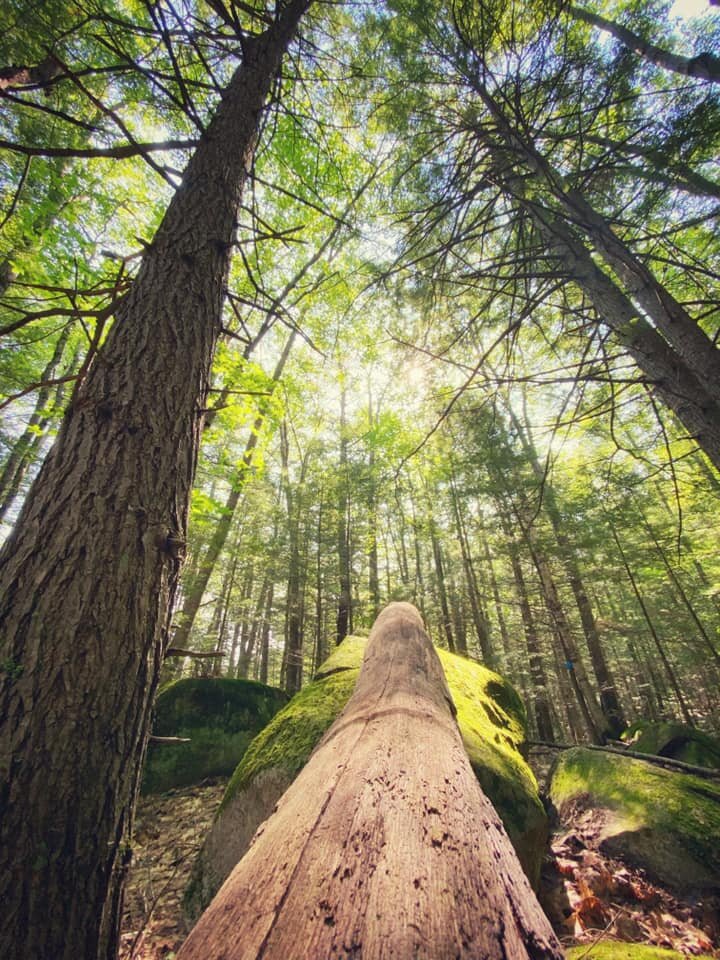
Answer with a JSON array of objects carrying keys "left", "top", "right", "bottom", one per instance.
[
  {"left": 566, "top": 944, "right": 714, "bottom": 960},
  {"left": 142, "top": 678, "right": 288, "bottom": 794},
  {"left": 550, "top": 747, "right": 720, "bottom": 889},
  {"left": 219, "top": 636, "right": 546, "bottom": 882}
]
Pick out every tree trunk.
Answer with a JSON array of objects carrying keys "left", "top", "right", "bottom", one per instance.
[
  {"left": 529, "top": 540, "right": 604, "bottom": 744},
  {"left": 176, "top": 603, "right": 563, "bottom": 960},
  {"left": 0, "top": 326, "right": 73, "bottom": 521},
  {"left": 566, "top": 3, "right": 720, "bottom": 82},
  {"left": 474, "top": 114, "right": 720, "bottom": 469},
  {"left": 503, "top": 522, "right": 555, "bottom": 742},
  {"left": 336, "top": 383, "right": 352, "bottom": 644},
  {"left": 508, "top": 404, "right": 626, "bottom": 736},
  {"left": 281, "top": 425, "right": 307, "bottom": 694},
  {"left": 173, "top": 329, "right": 297, "bottom": 651},
  {"left": 481, "top": 531, "right": 511, "bottom": 662},
  {"left": 0, "top": 7, "right": 310, "bottom": 959},
  {"left": 611, "top": 526, "right": 694, "bottom": 725},
  {"left": 449, "top": 475, "right": 494, "bottom": 664},
  {"left": 259, "top": 582, "right": 274, "bottom": 686},
  {"left": 430, "top": 522, "right": 456, "bottom": 653}
]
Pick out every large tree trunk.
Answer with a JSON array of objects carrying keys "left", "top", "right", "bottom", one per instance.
[
  {"left": 177, "top": 602, "right": 563, "bottom": 960},
  {"left": 471, "top": 107, "right": 720, "bottom": 470},
  {"left": 0, "top": 6, "right": 310, "bottom": 959}
]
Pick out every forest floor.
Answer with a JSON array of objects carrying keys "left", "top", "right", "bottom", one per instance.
[
  {"left": 119, "top": 778, "right": 227, "bottom": 960},
  {"left": 120, "top": 773, "right": 719, "bottom": 960}
]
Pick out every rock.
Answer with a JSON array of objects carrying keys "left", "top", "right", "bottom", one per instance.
[
  {"left": 550, "top": 747, "right": 720, "bottom": 894},
  {"left": 566, "top": 945, "right": 714, "bottom": 960},
  {"left": 627, "top": 721, "right": 720, "bottom": 770},
  {"left": 142, "top": 678, "right": 288, "bottom": 795},
  {"left": 184, "top": 636, "right": 547, "bottom": 923}
]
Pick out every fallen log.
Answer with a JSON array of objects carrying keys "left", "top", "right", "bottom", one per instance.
[
  {"left": 177, "top": 602, "right": 563, "bottom": 960},
  {"left": 528, "top": 739, "right": 720, "bottom": 780}
]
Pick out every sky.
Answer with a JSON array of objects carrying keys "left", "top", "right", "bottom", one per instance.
[{"left": 670, "top": 0, "right": 715, "bottom": 18}]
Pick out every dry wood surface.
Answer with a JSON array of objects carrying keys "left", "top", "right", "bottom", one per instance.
[{"left": 177, "top": 602, "right": 563, "bottom": 960}]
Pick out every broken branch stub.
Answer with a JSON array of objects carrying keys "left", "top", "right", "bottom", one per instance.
[{"left": 177, "top": 601, "right": 563, "bottom": 960}]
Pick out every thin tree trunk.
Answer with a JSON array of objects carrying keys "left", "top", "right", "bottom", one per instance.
[
  {"left": 611, "top": 527, "right": 694, "bottom": 725},
  {"left": 502, "top": 521, "right": 555, "bottom": 742},
  {"left": 566, "top": 3, "right": 720, "bottom": 82},
  {"left": 176, "top": 603, "right": 563, "bottom": 960},
  {"left": 449, "top": 475, "right": 494, "bottom": 664},
  {"left": 259, "top": 582, "right": 274, "bottom": 686},
  {"left": 507, "top": 404, "right": 626, "bottom": 735},
  {"left": 0, "top": 326, "right": 72, "bottom": 521},
  {"left": 430, "top": 522, "right": 456, "bottom": 653},
  {"left": 0, "top": 8, "right": 310, "bottom": 958},
  {"left": 482, "top": 533, "right": 511, "bottom": 661},
  {"left": 638, "top": 507, "right": 720, "bottom": 664},
  {"left": 336, "top": 383, "right": 351, "bottom": 644},
  {"left": 282, "top": 429, "right": 307, "bottom": 694},
  {"left": 312, "top": 492, "right": 325, "bottom": 674},
  {"left": 173, "top": 329, "right": 297, "bottom": 651},
  {"left": 528, "top": 540, "right": 604, "bottom": 743}
]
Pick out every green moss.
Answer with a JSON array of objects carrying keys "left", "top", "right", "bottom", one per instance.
[
  {"left": 220, "top": 663, "right": 359, "bottom": 812},
  {"left": 142, "top": 678, "right": 288, "bottom": 794},
  {"left": 436, "top": 649, "right": 546, "bottom": 882},
  {"left": 631, "top": 722, "right": 720, "bottom": 770},
  {"left": 550, "top": 747, "right": 720, "bottom": 889},
  {"left": 315, "top": 635, "right": 368, "bottom": 677},
  {"left": 566, "top": 944, "right": 714, "bottom": 960}
]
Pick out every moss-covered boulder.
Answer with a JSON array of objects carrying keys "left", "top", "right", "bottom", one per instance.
[
  {"left": 184, "top": 636, "right": 547, "bottom": 922},
  {"left": 550, "top": 746, "right": 720, "bottom": 893},
  {"left": 141, "top": 678, "right": 288, "bottom": 795},
  {"left": 566, "top": 945, "right": 714, "bottom": 960},
  {"left": 626, "top": 721, "right": 720, "bottom": 770}
]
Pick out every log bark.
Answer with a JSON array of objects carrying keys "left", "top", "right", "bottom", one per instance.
[{"left": 177, "top": 602, "right": 563, "bottom": 960}]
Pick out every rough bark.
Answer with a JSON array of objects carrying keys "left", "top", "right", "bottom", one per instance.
[
  {"left": 0, "top": 6, "right": 310, "bottom": 959},
  {"left": 177, "top": 602, "right": 563, "bottom": 960}
]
